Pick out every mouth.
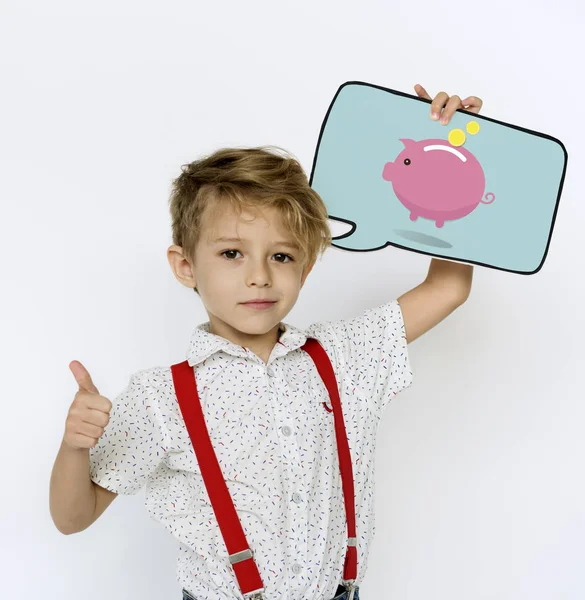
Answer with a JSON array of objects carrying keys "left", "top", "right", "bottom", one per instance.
[{"left": 241, "top": 300, "right": 277, "bottom": 310}]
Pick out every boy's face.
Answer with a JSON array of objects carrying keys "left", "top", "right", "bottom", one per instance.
[{"left": 168, "top": 202, "right": 314, "bottom": 347}]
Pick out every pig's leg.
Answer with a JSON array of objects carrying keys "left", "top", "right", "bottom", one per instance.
[
  {"left": 435, "top": 220, "right": 445, "bottom": 228},
  {"left": 410, "top": 212, "right": 418, "bottom": 222}
]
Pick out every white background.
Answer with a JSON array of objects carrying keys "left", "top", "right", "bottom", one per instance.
[{"left": 1, "top": 1, "right": 583, "bottom": 599}]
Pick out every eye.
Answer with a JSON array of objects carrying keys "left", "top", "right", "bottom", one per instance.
[
  {"left": 220, "top": 250, "right": 294, "bottom": 263},
  {"left": 274, "top": 253, "right": 293, "bottom": 263},
  {"left": 404, "top": 158, "right": 411, "bottom": 165}
]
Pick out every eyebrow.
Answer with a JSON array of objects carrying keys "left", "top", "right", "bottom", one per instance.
[{"left": 210, "top": 236, "right": 299, "bottom": 249}]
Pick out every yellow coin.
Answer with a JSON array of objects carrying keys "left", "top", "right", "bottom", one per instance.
[
  {"left": 466, "top": 121, "right": 480, "bottom": 134},
  {"left": 448, "top": 128, "right": 466, "bottom": 147}
]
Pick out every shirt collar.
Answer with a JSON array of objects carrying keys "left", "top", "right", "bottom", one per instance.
[{"left": 186, "top": 320, "right": 309, "bottom": 367}]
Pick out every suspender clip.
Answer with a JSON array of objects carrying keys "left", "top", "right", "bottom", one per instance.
[
  {"left": 242, "top": 590, "right": 265, "bottom": 599},
  {"left": 229, "top": 550, "right": 264, "bottom": 598},
  {"left": 229, "top": 548, "right": 254, "bottom": 564},
  {"left": 342, "top": 580, "right": 356, "bottom": 600}
]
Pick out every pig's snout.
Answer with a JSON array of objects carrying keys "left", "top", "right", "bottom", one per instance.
[{"left": 382, "top": 161, "right": 394, "bottom": 181}]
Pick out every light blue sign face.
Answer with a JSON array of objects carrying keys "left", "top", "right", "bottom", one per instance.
[{"left": 309, "top": 82, "right": 568, "bottom": 274}]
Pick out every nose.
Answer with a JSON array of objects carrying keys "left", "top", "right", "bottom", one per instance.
[{"left": 246, "top": 258, "right": 271, "bottom": 287}]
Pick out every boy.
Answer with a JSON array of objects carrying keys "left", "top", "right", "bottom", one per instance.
[{"left": 50, "top": 85, "right": 483, "bottom": 600}]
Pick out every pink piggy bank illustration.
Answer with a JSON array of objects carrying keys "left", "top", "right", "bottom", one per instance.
[{"left": 382, "top": 138, "right": 495, "bottom": 228}]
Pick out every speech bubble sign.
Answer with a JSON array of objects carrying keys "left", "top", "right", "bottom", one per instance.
[{"left": 308, "top": 82, "right": 567, "bottom": 274}]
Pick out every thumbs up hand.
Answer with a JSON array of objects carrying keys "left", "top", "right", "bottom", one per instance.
[{"left": 64, "top": 361, "right": 113, "bottom": 450}]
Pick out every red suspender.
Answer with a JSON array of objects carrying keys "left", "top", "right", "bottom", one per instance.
[
  {"left": 170, "top": 338, "right": 357, "bottom": 599},
  {"left": 301, "top": 339, "right": 358, "bottom": 587}
]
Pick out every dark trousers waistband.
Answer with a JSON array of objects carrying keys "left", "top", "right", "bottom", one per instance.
[{"left": 182, "top": 584, "right": 360, "bottom": 599}]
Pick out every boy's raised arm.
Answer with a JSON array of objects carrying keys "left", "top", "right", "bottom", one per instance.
[
  {"left": 398, "top": 258, "right": 473, "bottom": 344},
  {"left": 397, "top": 85, "right": 482, "bottom": 344}
]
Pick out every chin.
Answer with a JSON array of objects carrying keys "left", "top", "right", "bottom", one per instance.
[
  {"left": 233, "top": 320, "right": 280, "bottom": 336},
  {"left": 209, "top": 301, "right": 290, "bottom": 336},
  {"left": 228, "top": 310, "right": 283, "bottom": 333}
]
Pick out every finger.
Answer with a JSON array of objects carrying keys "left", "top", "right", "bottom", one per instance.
[
  {"left": 70, "top": 433, "right": 100, "bottom": 449},
  {"left": 414, "top": 83, "right": 432, "bottom": 100},
  {"left": 440, "top": 95, "right": 462, "bottom": 125},
  {"left": 78, "top": 420, "right": 106, "bottom": 439},
  {"left": 430, "top": 91, "right": 450, "bottom": 120},
  {"left": 82, "top": 394, "right": 113, "bottom": 415},
  {"left": 461, "top": 95, "right": 483, "bottom": 114},
  {"left": 82, "top": 406, "right": 111, "bottom": 426},
  {"left": 70, "top": 360, "right": 100, "bottom": 395}
]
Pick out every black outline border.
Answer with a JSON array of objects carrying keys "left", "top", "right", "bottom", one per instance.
[{"left": 308, "top": 81, "right": 568, "bottom": 275}]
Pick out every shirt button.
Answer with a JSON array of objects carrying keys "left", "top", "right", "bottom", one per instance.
[
  {"left": 292, "top": 563, "right": 303, "bottom": 575},
  {"left": 267, "top": 365, "right": 276, "bottom": 377},
  {"left": 281, "top": 425, "right": 292, "bottom": 437},
  {"left": 292, "top": 492, "right": 302, "bottom": 504}
]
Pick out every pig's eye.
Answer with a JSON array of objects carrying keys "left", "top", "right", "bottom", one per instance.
[{"left": 404, "top": 158, "right": 411, "bottom": 166}]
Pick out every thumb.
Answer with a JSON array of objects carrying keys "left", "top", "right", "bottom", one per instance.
[{"left": 69, "top": 360, "right": 100, "bottom": 395}]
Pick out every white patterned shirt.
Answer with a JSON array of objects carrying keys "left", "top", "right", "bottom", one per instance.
[{"left": 89, "top": 299, "right": 413, "bottom": 600}]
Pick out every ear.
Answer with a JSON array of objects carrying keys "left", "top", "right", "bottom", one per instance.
[
  {"left": 167, "top": 245, "right": 197, "bottom": 289},
  {"left": 300, "top": 260, "right": 315, "bottom": 288},
  {"left": 399, "top": 138, "right": 416, "bottom": 149}
]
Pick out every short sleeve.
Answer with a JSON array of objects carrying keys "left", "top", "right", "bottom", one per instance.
[
  {"left": 89, "top": 370, "right": 169, "bottom": 495},
  {"left": 306, "top": 299, "right": 413, "bottom": 413}
]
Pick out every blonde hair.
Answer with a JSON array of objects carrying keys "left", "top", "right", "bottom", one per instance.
[{"left": 168, "top": 145, "right": 332, "bottom": 293}]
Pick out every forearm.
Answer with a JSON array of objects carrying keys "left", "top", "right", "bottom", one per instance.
[
  {"left": 425, "top": 258, "right": 473, "bottom": 300},
  {"left": 49, "top": 439, "right": 97, "bottom": 535}
]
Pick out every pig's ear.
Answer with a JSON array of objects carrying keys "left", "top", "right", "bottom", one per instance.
[{"left": 399, "top": 138, "right": 416, "bottom": 148}]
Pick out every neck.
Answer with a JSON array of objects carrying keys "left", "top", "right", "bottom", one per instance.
[
  {"left": 247, "top": 326, "right": 283, "bottom": 364},
  {"left": 209, "top": 320, "right": 284, "bottom": 364}
]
